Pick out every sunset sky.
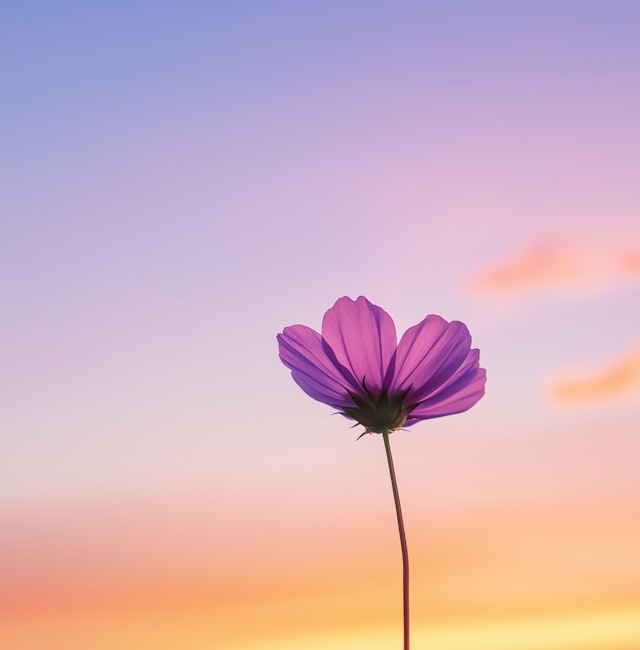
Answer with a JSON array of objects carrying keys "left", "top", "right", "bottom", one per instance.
[{"left": 2, "top": 2, "right": 639, "bottom": 649}]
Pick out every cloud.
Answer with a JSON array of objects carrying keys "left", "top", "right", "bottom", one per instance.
[
  {"left": 552, "top": 345, "right": 640, "bottom": 403},
  {"left": 469, "top": 242, "right": 640, "bottom": 295},
  {"left": 618, "top": 248, "right": 640, "bottom": 276}
]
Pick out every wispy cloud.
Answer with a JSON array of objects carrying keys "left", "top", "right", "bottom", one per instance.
[
  {"left": 469, "top": 241, "right": 640, "bottom": 295},
  {"left": 552, "top": 345, "right": 640, "bottom": 403}
]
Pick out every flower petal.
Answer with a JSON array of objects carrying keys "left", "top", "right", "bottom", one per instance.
[
  {"left": 404, "top": 348, "right": 486, "bottom": 424},
  {"left": 277, "top": 325, "right": 355, "bottom": 408},
  {"left": 321, "top": 296, "right": 397, "bottom": 392},
  {"left": 392, "top": 316, "right": 472, "bottom": 401}
]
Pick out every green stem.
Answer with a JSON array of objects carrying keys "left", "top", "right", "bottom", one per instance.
[{"left": 382, "top": 428, "right": 409, "bottom": 650}]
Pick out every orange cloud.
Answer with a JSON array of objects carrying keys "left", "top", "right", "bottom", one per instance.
[
  {"left": 469, "top": 242, "right": 640, "bottom": 295},
  {"left": 552, "top": 345, "right": 640, "bottom": 403}
]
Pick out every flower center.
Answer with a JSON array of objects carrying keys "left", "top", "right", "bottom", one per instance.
[{"left": 343, "top": 387, "right": 409, "bottom": 434}]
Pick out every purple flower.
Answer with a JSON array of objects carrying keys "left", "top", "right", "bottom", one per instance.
[{"left": 277, "top": 296, "right": 486, "bottom": 434}]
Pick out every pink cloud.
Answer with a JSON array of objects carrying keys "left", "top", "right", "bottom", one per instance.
[
  {"left": 469, "top": 242, "right": 640, "bottom": 295},
  {"left": 618, "top": 248, "right": 640, "bottom": 276},
  {"left": 551, "top": 344, "right": 640, "bottom": 403}
]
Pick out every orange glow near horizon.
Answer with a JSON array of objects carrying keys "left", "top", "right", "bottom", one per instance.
[{"left": 4, "top": 502, "right": 640, "bottom": 649}]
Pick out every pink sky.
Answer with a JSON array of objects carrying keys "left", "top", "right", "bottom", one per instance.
[{"left": 2, "top": 3, "right": 639, "bottom": 649}]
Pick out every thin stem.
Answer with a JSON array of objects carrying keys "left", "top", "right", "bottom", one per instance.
[{"left": 382, "top": 428, "right": 409, "bottom": 650}]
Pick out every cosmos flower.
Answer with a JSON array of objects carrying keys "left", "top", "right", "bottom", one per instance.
[
  {"left": 277, "top": 295, "right": 486, "bottom": 434},
  {"left": 277, "top": 296, "right": 486, "bottom": 649}
]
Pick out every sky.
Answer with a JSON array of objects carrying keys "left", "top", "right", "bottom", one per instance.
[{"left": 1, "top": 2, "right": 639, "bottom": 649}]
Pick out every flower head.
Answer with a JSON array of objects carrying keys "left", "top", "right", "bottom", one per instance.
[{"left": 277, "top": 296, "right": 486, "bottom": 434}]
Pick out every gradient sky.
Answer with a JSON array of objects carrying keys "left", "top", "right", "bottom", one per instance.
[{"left": 2, "top": 2, "right": 639, "bottom": 649}]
